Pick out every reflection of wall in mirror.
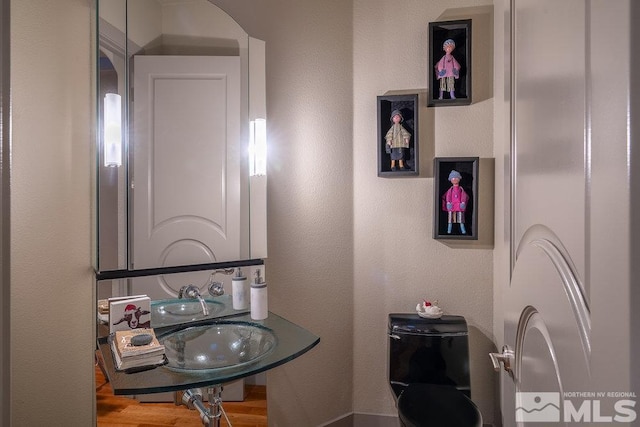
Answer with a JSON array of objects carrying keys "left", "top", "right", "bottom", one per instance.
[
  {"left": 98, "top": 49, "right": 127, "bottom": 273},
  {"left": 127, "top": 0, "right": 247, "bottom": 53},
  {"left": 97, "top": 0, "right": 268, "bottom": 274}
]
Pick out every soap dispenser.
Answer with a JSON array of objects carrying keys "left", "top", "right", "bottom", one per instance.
[
  {"left": 251, "top": 269, "right": 268, "bottom": 320},
  {"left": 231, "top": 268, "right": 249, "bottom": 310}
]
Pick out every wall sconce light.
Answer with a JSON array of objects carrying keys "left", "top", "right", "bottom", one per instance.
[
  {"left": 103, "top": 93, "right": 122, "bottom": 167},
  {"left": 249, "top": 118, "right": 267, "bottom": 176}
]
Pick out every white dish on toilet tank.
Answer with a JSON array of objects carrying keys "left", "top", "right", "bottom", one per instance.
[
  {"left": 417, "top": 311, "right": 443, "bottom": 319},
  {"left": 415, "top": 302, "right": 443, "bottom": 319}
]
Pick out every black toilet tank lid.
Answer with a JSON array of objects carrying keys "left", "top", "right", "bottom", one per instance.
[{"left": 388, "top": 313, "right": 468, "bottom": 335}]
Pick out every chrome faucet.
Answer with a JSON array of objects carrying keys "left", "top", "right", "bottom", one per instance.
[
  {"left": 208, "top": 280, "right": 224, "bottom": 297},
  {"left": 178, "top": 284, "right": 202, "bottom": 299},
  {"left": 178, "top": 284, "right": 210, "bottom": 316},
  {"left": 205, "top": 268, "right": 234, "bottom": 297}
]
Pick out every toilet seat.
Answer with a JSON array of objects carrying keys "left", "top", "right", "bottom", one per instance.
[{"left": 397, "top": 383, "right": 482, "bottom": 427}]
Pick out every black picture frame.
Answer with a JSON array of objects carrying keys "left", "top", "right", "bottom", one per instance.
[
  {"left": 433, "top": 157, "right": 478, "bottom": 240},
  {"left": 428, "top": 19, "right": 472, "bottom": 107},
  {"left": 377, "top": 94, "right": 419, "bottom": 177}
]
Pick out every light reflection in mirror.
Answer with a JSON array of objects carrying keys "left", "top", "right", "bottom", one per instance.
[{"left": 96, "top": 0, "right": 266, "bottom": 278}]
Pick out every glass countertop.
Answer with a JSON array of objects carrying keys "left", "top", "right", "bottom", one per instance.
[
  {"left": 96, "top": 312, "right": 320, "bottom": 395},
  {"left": 150, "top": 295, "right": 249, "bottom": 328}
]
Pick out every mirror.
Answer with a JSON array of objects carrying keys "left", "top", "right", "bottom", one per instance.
[{"left": 96, "top": 0, "right": 266, "bottom": 277}]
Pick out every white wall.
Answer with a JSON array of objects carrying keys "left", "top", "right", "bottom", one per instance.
[
  {"left": 220, "top": 0, "right": 497, "bottom": 425},
  {"left": 7, "top": 0, "right": 498, "bottom": 425},
  {"left": 492, "top": 3, "right": 508, "bottom": 424},
  {"left": 212, "top": 1, "right": 355, "bottom": 425},
  {"left": 10, "top": 0, "right": 94, "bottom": 424},
  {"left": 352, "top": 0, "right": 496, "bottom": 423}
]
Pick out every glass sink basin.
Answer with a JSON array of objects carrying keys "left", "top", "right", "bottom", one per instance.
[
  {"left": 159, "top": 321, "right": 277, "bottom": 372},
  {"left": 151, "top": 299, "right": 224, "bottom": 327}
]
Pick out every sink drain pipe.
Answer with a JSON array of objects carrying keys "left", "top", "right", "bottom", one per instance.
[{"left": 179, "top": 386, "right": 231, "bottom": 427}]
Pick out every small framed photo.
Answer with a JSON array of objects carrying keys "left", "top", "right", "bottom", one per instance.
[
  {"left": 377, "top": 94, "right": 419, "bottom": 177},
  {"left": 109, "top": 295, "right": 151, "bottom": 333},
  {"left": 428, "top": 19, "right": 472, "bottom": 107},
  {"left": 433, "top": 157, "right": 478, "bottom": 240}
]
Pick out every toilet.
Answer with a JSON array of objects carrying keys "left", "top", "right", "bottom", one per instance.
[{"left": 388, "top": 313, "right": 482, "bottom": 427}]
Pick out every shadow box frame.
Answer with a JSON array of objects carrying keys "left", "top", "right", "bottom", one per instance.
[
  {"left": 433, "top": 157, "right": 478, "bottom": 240},
  {"left": 377, "top": 94, "right": 419, "bottom": 177},
  {"left": 428, "top": 19, "right": 472, "bottom": 107}
]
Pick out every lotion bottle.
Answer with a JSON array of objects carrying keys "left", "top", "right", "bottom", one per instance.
[
  {"left": 231, "top": 268, "right": 248, "bottom": 310},
  {"left": 251, "top": 269, "right": 268, "bottom": 320}
]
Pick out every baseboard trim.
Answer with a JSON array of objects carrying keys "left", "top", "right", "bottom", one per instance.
[
  {"left": 353, "top": 413, "right": 400, "bottom": 427},
  {"left": 319, "top": 413, "right": 352, "bottom": 427},
  {"left": 321, "top": 412, "right": 399, "bottom": 427}
]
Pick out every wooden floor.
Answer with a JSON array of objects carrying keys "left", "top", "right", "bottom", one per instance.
[{"left": 96, "top": 366, "right": 268, "bottom": 427}]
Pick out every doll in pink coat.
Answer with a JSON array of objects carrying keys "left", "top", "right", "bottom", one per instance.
[
  {"left": 442, "top": 170, "right": 468, "bottom": 234},
  {"left": 435, "top": 39, "right": 461, "bottom": 100}
]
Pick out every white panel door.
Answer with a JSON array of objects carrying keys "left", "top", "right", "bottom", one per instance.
[
  {"left": 498, "top": 1, "right": 636, "bottom": 425},
  {"left": 131, "top": 55, "right": 241, "bottom": 298}
]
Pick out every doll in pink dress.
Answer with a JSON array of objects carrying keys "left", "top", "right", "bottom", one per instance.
[
  {"left": 442, "top": 170, "right": 468, "bottom": 234},
  {"left": 435, "top": 39, "right": 461, "bottom": 100}
]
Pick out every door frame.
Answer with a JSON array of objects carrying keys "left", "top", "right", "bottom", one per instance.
[{"left": 0, "top": 0, "right": 10, "bottom": 424}]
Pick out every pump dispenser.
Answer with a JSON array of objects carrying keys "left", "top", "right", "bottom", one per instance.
[
  {"left": 251, "top": 269, "right": 268, "bottom": 320},
  {"left": 231, "top": 268, "right": 249, "bottom": 310}
]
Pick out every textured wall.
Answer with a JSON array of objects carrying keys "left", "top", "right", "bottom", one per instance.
[
  {"left": 7, "top": 0, "right": 497, "bottom": 424},
  {"left": 352, "top": 0, "right": 496, "bottom": 422},
  {"left": 212, "top": 1, "right": 355, "bottom": 425},
  {"left": 217, "top": 0, "right": 497, "bottom": 424},
  {"left": 10, "top": 0, "right": 94, "bottom": 424}
]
